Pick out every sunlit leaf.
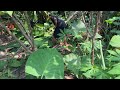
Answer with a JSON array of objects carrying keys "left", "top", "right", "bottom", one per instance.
[
  {"left": 110, "top": 35, "right": 120, "bottom": 47},
  {"left": 107, "top": 50, "right": 118, "bottom": 56},
  {"left": 108, "top": 63, "right": 120, "bottom": 74},
  {"left": 6, "top": 11, "right": 13, "bottom": 16},
  {"left": 25, "top": 48, "right": 64, "bottom": 79},
  {"left": 115, "top": 76, "right": 120, "bottom": 79}
]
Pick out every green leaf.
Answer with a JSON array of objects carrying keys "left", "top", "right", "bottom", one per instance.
[
  {"left": 9, "top": 59, "right": 22, "bottom": 67},
  {"left": 115, "top": 75, "right": 120, "bottom": 79},
  {"left": 116, "top": 49, "right": 120, "bottom": 55},
  {"left": 0, "top": 61, "right": 7, "bottom": 71},
  {"left": 110, "top": 29, "right": 120, "bottom": 35},
  {"left": 110, "top": 35, "right": 120, "bottom": 47},
  {"left": 80, "top": 65, "right": 92, "bottom": 72},
  {"left": 107, "top": 55, "right": 120, "bottom": 61},
  {"left": 107, "top": 50, "right": 118, "bottom": 56},
  {"left": 107, "top": 49, "right": 120, "bottom": 61},
  {"left": 25, "top": 48, "right": 64, "bottom": 79},
  {"left": 95, "top": 33, "right": 102, "bottom": 39},
  {"left": 64, "top": 53, "right": 81, "bottom": 75},
  {"left": 71, "top": 20, "right": 86, "bottom": 38},
  {"left": 63, "top": 53, "right": 78, "bottom": 62},
  {"left": 113, "top": 22, "right": 120, "bottom": 25},
  {"left": 34, "top": 37, "right": 49, "bottom": 48},
  {"left": 108, "top": 63, "right": 120, "bottom": 75},
  {"left": 83, "top": 66, "right": 101, "bottom": 78},
  {"left": 105, "top": 17, "right": 120, "bottom": 24},
  {"left": 6, "top": 11, "right": 13, "bottom": 16},
  {"left": 81, "top": 41, "right": 92, "bottom": 52},
  {"left": 80, "top": 56, "right": 92, "bottom": 72}
]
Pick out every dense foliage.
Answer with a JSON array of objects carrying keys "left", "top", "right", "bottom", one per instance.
[{"left": 0, "top": 11, "right": 120, "bottom": 79}]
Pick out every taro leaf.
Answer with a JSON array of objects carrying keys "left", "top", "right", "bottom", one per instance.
[
  {"left": 110, "top": 35, "right": 120, "bottom": 47},
  {"left": 25, "top": 48, "right": 64, "bottom": 79}
]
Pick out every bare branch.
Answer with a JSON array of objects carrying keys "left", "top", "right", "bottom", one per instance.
[
  {"left": 81, "top": 11, "right": 92, "bottom": 38},
  {"left": 91, "top": 11, "right": 101, "bottom": 65},
  {"left": 0, "top": 22, "right": 32, "bottom": 53},
  {"left": 65, "top": 11, "right": 79, "bottom": 23},
  {"left": 12, "top": 13, "right": 33, "bottom": 49},
  {"left": 24, "top": 11, "right": 36, "bottom": 51}
]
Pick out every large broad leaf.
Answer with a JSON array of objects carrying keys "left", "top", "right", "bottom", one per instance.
[
  {"left": 25, "top": 48, "right": 64, "bottom": 79},
  {"left": 110, "top": 35, "right": 120, "bottom": 47}
]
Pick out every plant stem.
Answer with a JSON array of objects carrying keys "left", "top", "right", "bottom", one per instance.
[{"left": 99, "top": 40, "right": 106, "bottom": 70}]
